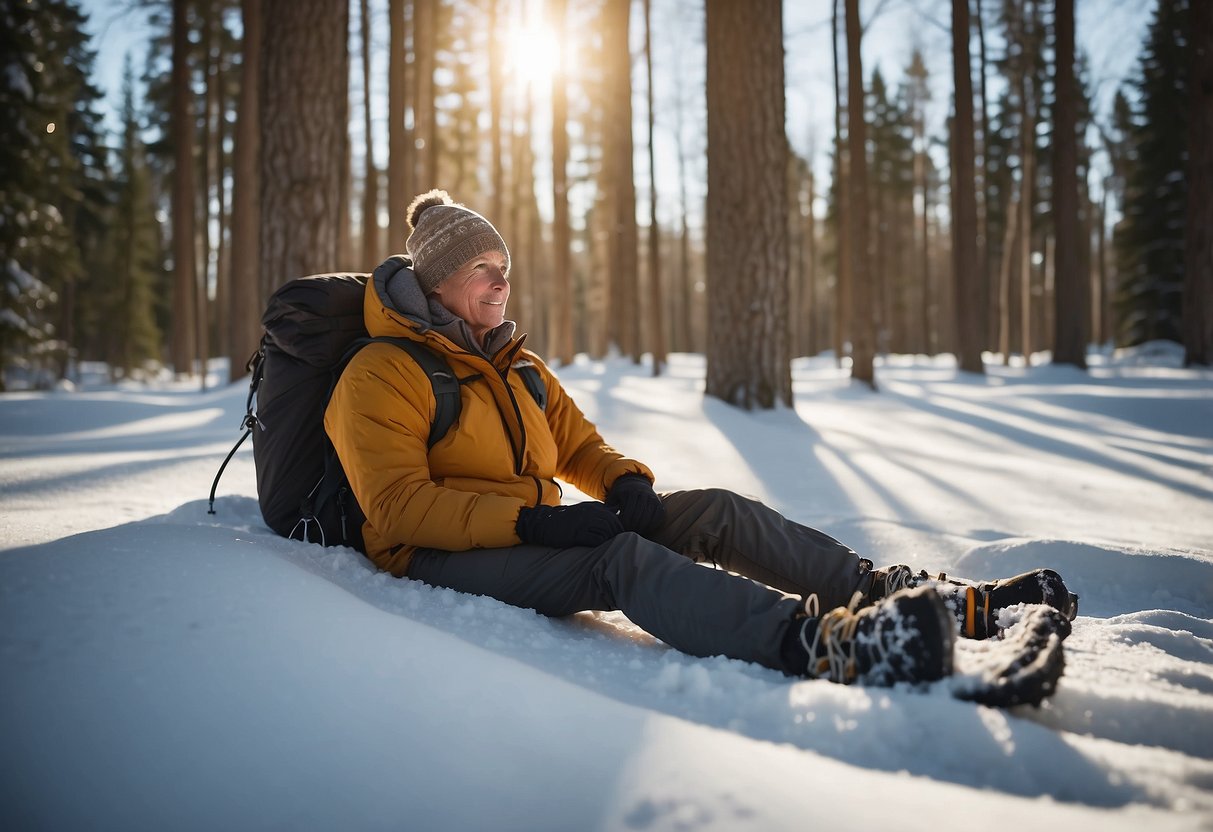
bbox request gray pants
[407,488,867,674]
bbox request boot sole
[952,606,1069,708]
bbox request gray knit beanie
[405,190,511,294]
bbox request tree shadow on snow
[13,498,1203,811]
[174,498,1200,810]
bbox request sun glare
[506,22,562,90]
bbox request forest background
[2,0,1210,404]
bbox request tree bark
[831,0,849,365]
[259,0,349,289]
[387,0,409,252]
[1018,1,1036,364]
[413,0,436,189]
[1184,0,1213,366]
[1051,0,1087,368]
[214,15,230,365]
[603,0,639,362]
[359,0,379,269]
[548,0,573,364]
[704,0,791,408]
[489,0,504,229]
[951,0,983,373]
[170,0,198,377]
[673,42,694,354]
[644,0,665,375]
[228,0,261,381]
[196,0,213,386]
[975,0,993,349]
[844,0,875,388]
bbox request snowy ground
[2,347,1212,831]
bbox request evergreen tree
[868,69,914,353]
[0,0,108,389]
[102,59,162,379]
[1115,0,1190,346]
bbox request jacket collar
[370,255,517,360]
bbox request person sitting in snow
[324,190,1078,689]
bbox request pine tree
[1051,0,1086,367]
[1115,0,1190,346]
[868,69,915,354]
[951,0,983,373]
[704,0,791,407]
[0,0,108,389]
[102,58,162,379]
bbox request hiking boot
[786,586,955,686]
[861,563,1078,640]
[952,605,1071,707]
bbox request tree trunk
[674,53,694,355]
[704,0,791,408]
[359,0,379,270]
[388,0,408,254]
[489,0,504,228]
[1096,189,1108,345]
[997,188,1019,362]
[644,0,665,375]
[214,12,231,366]
[196,0,213,387]
[203,1,232,364]
[510,80,529,326]
[805,166,818,355]
[975,0,993,349]
[260,0,349,288]
[844,0,875,388]
[831,0,849,365]
[1184,0,1213,366]
[413,0,436,189]
[548,0,573,364]
[1019,1,1037,364]
[1052,0,1086,368]
[170,0,198,377]
[228,0,261,381]
[951,0,983,373]
[603,0,639,362]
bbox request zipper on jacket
[499,365,529,477]
[420,337,532,478]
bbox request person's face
[430,250,511,342]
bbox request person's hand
[606,474,666,535]
[515,502,625,548]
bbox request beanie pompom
[407,189,454,231]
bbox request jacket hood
[368,255,517,359]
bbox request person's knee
[590,532,679,574]
[663,486,752,514]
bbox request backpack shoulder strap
[350,337,461,450]
[518,365,547,411]
[388,338,461,449]
[511,358,548,411]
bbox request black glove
[606,474,666,535]
[515,502,625,548]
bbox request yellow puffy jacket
[324,263,652,576]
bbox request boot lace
[798,593,891,684]
[885,565,951,596]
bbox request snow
[2,347,1212,831]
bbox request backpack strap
[512,359,548,411]
[331,336,462,449]
[378,338,462,449]
[207,344,267,515]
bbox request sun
[505,22,562,90]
